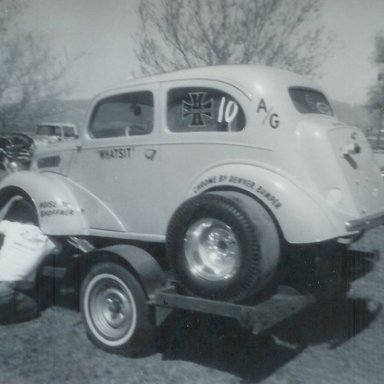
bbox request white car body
[1,65,383,245]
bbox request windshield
[37,125,61,136]
[289,87,334,116]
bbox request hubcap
[85,274,136,346]
[184,218,241,281]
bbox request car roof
[96,65,319,100]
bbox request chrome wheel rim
[84,274,137,347]
[184,218,241,281]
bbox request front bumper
[346,210,384,232]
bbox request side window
[89,91,154,138]
[167,87,246,132]
[64,127,73,138]
[63,126,77,138]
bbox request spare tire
[166,192,281,303]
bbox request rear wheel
[167,192,281,303]
[80,262,155,355]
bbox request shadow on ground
[158,249,382,383]
[158,297,381,383]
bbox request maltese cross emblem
[182,92,213,127]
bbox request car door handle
[144,149,157,160]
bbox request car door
[69,86,164,239]
[158,80,249,221]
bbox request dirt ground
[0,227,383,384]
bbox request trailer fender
[81,244,166,298]
[189,164,340,244]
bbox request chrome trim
[346,211,384,232]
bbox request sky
[18,0,384,104]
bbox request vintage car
[0,123,78,176]
[0,65,383,353]
[373,150,384,178]
[0,132,34,174]
[33,123,78,145]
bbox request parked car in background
[373,150,384,178]
[366,128,384,150]
[0,123,78,176]
[0,132,34,176]
[34,123,78,145]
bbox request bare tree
[134,0,333,76]
[0,0,70,131]
[367,34,384,149]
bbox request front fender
[189,164,342,244]
[0,171,88,235]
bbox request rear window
[289,87,334,116]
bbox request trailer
[37,241,323,356]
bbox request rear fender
[189,164,340,244]
[0,171,87,235]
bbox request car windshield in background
[37,125,61,136]
[289,87,334,116]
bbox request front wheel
[2,195,38,224]
[80,262,155,356]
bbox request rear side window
[89,91,154,138]
[289,87,334,116]
[167,87,246,132]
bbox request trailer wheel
[167,192,280,303]
[80,262,155,356]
